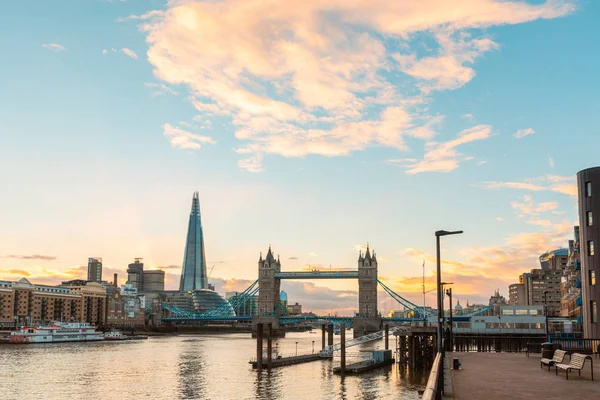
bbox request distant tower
[179,192,208,292]
[358,245,378,318]
[87,258,103,283]
[257,247,281,316]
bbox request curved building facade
[191,289,235,316]
[577,167,600,338]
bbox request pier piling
[385,324,389,350]
[322,325,326,350]
[256,323,263,371]
[340,323,346,374]
[267,323,272,370]
[327,324,333,347]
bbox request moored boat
[9,321,104,344]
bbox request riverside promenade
[450,352,600,399]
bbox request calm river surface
[0,331,427,399]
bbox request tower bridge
[254,245,381,338]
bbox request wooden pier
[250,353,331,369]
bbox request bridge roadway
[274,271,359,279]
[161,314,424,323]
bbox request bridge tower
[252,246,285,337]
[354,245,381,337]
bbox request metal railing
[549,338,600,354]
[422,352,442,400]
[453,336,545,352]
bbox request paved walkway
[450,352,599,399]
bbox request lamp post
[312,340,315,354]
[445,286,454,352]
[543,290,549,339]
[435,230,463,354]
[295,341,299,356]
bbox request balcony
[575,278,581,288]
[575,260,581,270]
[576,297,582,307]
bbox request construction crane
[208,265,215,280]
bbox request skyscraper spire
[180,192,208,292]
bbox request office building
[287,302,302,315]
[226,291,258,317]
[60,280,107,325]
[87,257,103,283]
[180,192,208,292]
[509,283,527,306]
[127,258,144,292]
[143,270,165,292]
[561,227,582,325]
[578,167,600,337]
[106,274,146,328]
[539,249,568,271]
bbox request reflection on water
[0,332,426,400]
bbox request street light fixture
[295,341,299,356]
[442,283,454,352]
[312,340,315,354]
[435,230,463,355]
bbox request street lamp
[543,290,549,339]
[443,284,454,352]
[295,341,299,356]
[435,230,463,355]
[312,340,315,354]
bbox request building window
[589,241,595,256]
[591,270,597,286]
[588,211,594,226]
[586,181,592,197]
[592,301,598,323]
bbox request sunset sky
[1,0,600,315]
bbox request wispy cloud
[3,254,56,261]
[510,194,559,217]
[137,0,573,172]
[549,157,555,168]
[480,175,577,197]
[461,113,474,121]
[102,49,108,55]
[163,123,216,149]
[513,127,535,139]
[42,43,66,51]
[144,82,178,97]
[389,124,492,174]
[121,48,138,60]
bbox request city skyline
[179,191,209,291]
[2,0,600,314]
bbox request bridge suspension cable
[377,279,434,318]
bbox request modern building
[0,278,82,327]
[127,258,144,292]
[287,302,302,315]
[180,191,208,292]
[539,249,568,271]
[561,226,582,327]
[509,283,527,306]
[190,289,234,315]
[226,291,258,317]
[143,270,165,292]
[87,257,103,283]
[529,268,562,317]
[578,167,600,337]
[280,290,288,315]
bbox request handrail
[422,352,442,400]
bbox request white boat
[9,321,105,344]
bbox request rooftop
[451,352,600,399]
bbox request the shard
[179,191,208,291]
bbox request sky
[1,0,600,315]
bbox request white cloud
[121,48,138,60]
[549,157,555,168]
[136,0,574,171]
[162,123,215,149]
[144,82,178,97]
[513,127,535,139]
[102,49,108,55]
[462,113,474,121]
[390,124,493,174]
[42,43,66,51]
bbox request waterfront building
[191,289,234,315]
[60,280,107,326]
[578,166,600,337]
[127,258,144,291]
[529,268,562,317]
[226,291,258,317]
[561,226,582,328]
[180,191,208,292]
[539,248,568,271]
[87,257,103,283]
[287,302,302,315]
[106,275,146,328]
[0,278,82,327]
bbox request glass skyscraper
[179,192,208,292]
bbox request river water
[0,331,427,399]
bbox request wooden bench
[541,349,568,371]
[555,353,594,380]
[526,343,541,357]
